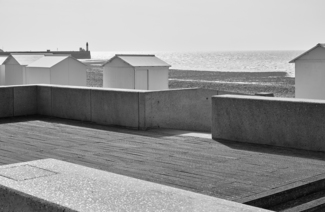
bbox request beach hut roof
[102,54,171,67]
[0,56,8,65]
[7,54,48,66]
[289,43,325,63]
[27,55,86,68]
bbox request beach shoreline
[87,67,295,98]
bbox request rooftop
[0,56,8,65]
[1,116,325,204]
[103,54,171,67]
[289,43,325,63]
[27,56,69,68]
[9,54,46,66]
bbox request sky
[1,0,325,52]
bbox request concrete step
[281,196,325,212]
[274,190,325,211]
[237,174,325,211]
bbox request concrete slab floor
[0,159,271,212]
[0,116,325,203]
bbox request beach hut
[290,43,325,100]
[102,54,171,90]
[26,55,87,86]
[0,56,8,85]
[3,54,50,85]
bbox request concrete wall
[0,85,37,118]
[36,86,139,129]
[0,85,243,132]
[0,87,13,118]
[295,60,325,99]
[51,86,91,121]
[212,95,325,152]
[91,88,139,128]
[140,88,220,132]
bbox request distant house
[3,54,50,85]
[26,55,87,86]
[0,56,7,85]
[102,54,171,90]
[290,43,325,99]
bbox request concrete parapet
[0,85,247,132]
[51,86,91,122]
[37,85,52,116]
[13,85,37,116]
[0,87,13,118]
[141,88,219,132]
[212,95,325,152]
[91,88,139,128]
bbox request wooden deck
[1,116,325,201]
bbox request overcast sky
[1,0,325,52]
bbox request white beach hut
[102,54,171,90]
[290,43,325,100]
[26,55,87,86]
[3,54,50,85]
[0,56,8,85]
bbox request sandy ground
[87,67,295,98]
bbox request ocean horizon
[91,50,302,77]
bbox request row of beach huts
[2,43,325,99]
[0,53,171,90]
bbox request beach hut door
[135,69,148,90]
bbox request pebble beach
[86,66,295,98]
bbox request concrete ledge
[0,184,75,212]
[237,173,325,208]
[0,159,271,212]
[212,95,325,152]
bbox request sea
[91,51,302,77]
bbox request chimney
[86,42,89,51]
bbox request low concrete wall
[51,86,91,122]
[91,88,139,128]
[36,86,140,129]
[0,85,140,129]
[140,89,247,132]
[0,85,245,132]
[212,95,325,152]
[14,86,37,116]
[0,87,13,118]
[0,85,37,118]
[141,89,217,132]
[37,85,52,116]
